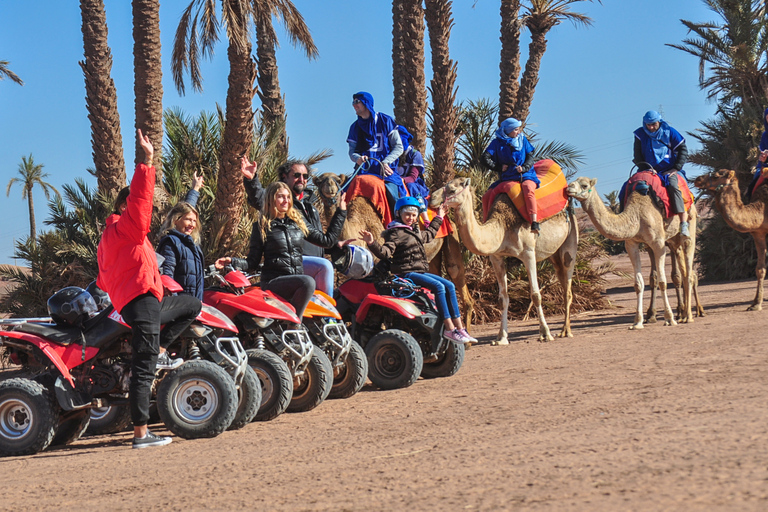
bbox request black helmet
[86,280,111,311]
[47,287,98,326]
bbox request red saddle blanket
[346,174,452,238]
[622,170,694,217]
[481,159,568,223]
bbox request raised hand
[339,191,348,211]
[241,156,258,180]
[137,129,153,165]
[359,230,374,245]
[192,171,204,191]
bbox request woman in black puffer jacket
[219,181,347,318]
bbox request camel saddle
[619,170,694,218]
[345,174,453,238]
[481,159,568,223]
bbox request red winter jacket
[97,163,163,313]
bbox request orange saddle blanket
[481,159,568,223]
[346,174,452,238]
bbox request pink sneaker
[459,329,478,343]
[443,329,463,343]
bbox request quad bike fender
[355,295,420,324]
[1,331,99,387]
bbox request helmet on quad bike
[394,196,424,216]
[86,280,111,311]
[333,244,374,280]
[47,287,98,326]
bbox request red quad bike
[0,286,240,457]
[335,273,465,390]
[204,266,334,420]
[303,291,368,399]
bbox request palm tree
[6,155,61,243]
[79,0,126,198]
[392,0,428,153]
[254,1,318,155]
[0,60,23,85]
[132,0,165,183]
[425,0,459,185]
[498,0,522,122]
[514,0,597,122]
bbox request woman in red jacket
[97,129,201,449]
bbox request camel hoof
[492,339,510,346]
[557,330,573,338]
[629,323,644,330]
[746,304,762,312]
[539,334,554,342]
[645,315,657,324]
[664,319,678,326]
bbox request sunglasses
[352,99,362,105]
[293,173,309,181]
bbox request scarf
[495,117,524,151]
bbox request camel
[694,169,768,311]
[431,177,578,345]
[567,176,698,329]
[312,172,475,329]
[645,244,705,323]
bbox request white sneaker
[156,352,183,370]
[459,329,478,343]
[680,221,690,238]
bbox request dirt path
[2,256,768,511]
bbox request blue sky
[0,0,719,265]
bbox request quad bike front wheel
[87,404,132,435]
[246,349,293,422]
[328,340,368,399]
[421,339,465,379]
[156,360,238,439]
[50,409,90,447]
[228,365,262,430]
[0,378,58,456]
[287,347,333,413]
[365,329,423,390]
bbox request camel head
[693,169,736,193]
[566,176,598,202]
[439,178,473,208]
[312,172,348,205]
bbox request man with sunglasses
[241,158,338,295]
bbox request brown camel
[312,172,475,329]
[567,176,698,329]
[431,178,578,344]
[694,169,768,311]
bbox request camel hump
[481,159,568,223]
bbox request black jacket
[233,208,347,283]
[244,175,325,257]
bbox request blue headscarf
[641,111,673,165]
[353,92,377,148]
[495,118,524,151]
[397,125,412,150]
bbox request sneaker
[156,351,183,371]
[459,328,478,344]
[680,221,690,238]
[443,329,463,343]
[531,221,541,234]
[132,430,172,449]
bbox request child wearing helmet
[359,197,476,344]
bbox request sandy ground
[1,254,768,511]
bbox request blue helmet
[394,196,422,215]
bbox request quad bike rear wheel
[365,329,423,390]
[246,349,293,421]
[0,378,58,456]
[87,404,131,435]
[228,365,262,430]
[51,409,90,447]
[156,360,237,439]
[328,340,368,399]
[421,339,465,379]
[287,347,333,413]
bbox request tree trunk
[499,0,522,123]
[513,27,549,123]
[216,40,256,254]
[425,0,459,185]
[79,0,126,199]
[392,0,428,154]
[132,0,164,185]
[255,14,288,155]
[27,186,36,243]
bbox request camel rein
[441,181,470,204]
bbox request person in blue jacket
[347,91,405,208]
[747,107,768,200]
[633,110,690,237]
[482,117,539,233]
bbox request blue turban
[397,125,413,150]
[643,110,662,125]
[495,118,524,150]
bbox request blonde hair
[160,201,201,244]
[259,181,308,240]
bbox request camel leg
[651,243,677,327]
[626,241,646,330]
[669,247,683,321]
[442,232,474,332]
[692,273,705,317]
[645,253,658,324]
[550,215,578,338]
[489,255,510,346]
[747,234,766,311]
[519,249,553,342]
[679,238,695,323]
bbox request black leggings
[263,275,315,319]
[120,293,201,426]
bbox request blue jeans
[404,272,460,321]
[303,256,334,295]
